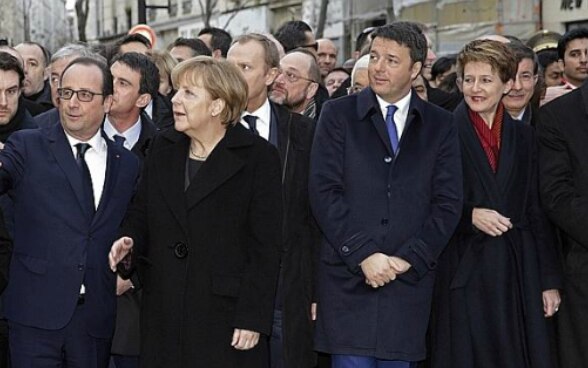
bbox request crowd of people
[0,16,585,368]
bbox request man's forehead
[62,64,102,85]
[16,44,43,58]
[281,53,310,68]
[0,69,20,83]
[566,38,588,51]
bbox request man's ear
[265,67,279,87]
[136,93,152,109]
[212,49,223,60]
[410,61,423,81]
[305,82,319,100]
[103,95,113,114]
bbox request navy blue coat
[309,88,463,361]
[0,123,139,338]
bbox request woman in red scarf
[429,40,562,368]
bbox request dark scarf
[468,103,504,173]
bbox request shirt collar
[103,116,142,148]
[375,90,412,119]
[243,98,271,125]
[64,127,107,154]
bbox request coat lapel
[495,114,517,196]
[46,124,90,220]
[184,125,249,210]
[156,129,191,236]
[357,88,393,155]
[455,102,504,207]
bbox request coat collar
[45,122,123,225]
[454,101,517,212]
[156,124,253,235]
[357,87,424,156]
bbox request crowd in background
[0,15,585,368]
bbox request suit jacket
[34,108,60,129]
[122,123,282,367]
[309,88,463,360]
[111,111,158,355]
[0,122,139,338]
[270,103,321,368]
[538,81,588,367]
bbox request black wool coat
[271,103,321,368]
[429,102,562,368]
[122,123,282,368]
[537,83,588,367]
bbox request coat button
[173,242,188,259]
[341,246,350,253]
[78,264,84,271]
[384,156,392,163]
[381,218,389,225]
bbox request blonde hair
[172,56,248,126]
[457,39,517,83]
[147,49,177,86]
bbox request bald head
[317,38,338,77]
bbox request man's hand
[116,275,133,296]
[231,328,260,350]
[361,252,397,288]
[472,208,513,237]
[543,289,561,318]
[109,237,133,271]
[388,256,411,274]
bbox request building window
[183,0,192,14]
[126,7,132,30]
[169,0,178,17]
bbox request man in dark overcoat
[538,76,588,367]
[227,33,320,368]
[309,22,462,367]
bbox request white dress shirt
[240,98,272,141]
[375,90,412,140]
[64,129,108,210]
[103,116,142,150]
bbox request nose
[471,79,482,92]
[171,90,181,104]
[512,75,522,91]
[0,92,6,106]
[581,52,588,63]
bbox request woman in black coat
[429,40,562,368]
[109,56,282,368]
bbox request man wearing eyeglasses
[503,43,540,125]
[0,56,139,368]
[270,49,320,120]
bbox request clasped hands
[361,253,411,289]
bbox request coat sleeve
[0,131,27,193]
[309,102,383,273]
[537,105,588,247]
[233,143,282,335]
[394,117,464,282]
[526,129,563,291]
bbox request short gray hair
[51,43,97,65]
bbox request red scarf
[468,103,504,173]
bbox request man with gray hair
[34,43,97,128]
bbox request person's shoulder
[541,85,580,112]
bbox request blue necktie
[386,105,399,154]
[243,115,259,136]
[113,135,126,148]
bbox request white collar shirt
[375,90,412,140]
[240,98,272,141]
[103,116,142,151]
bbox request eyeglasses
[279,70,317,84]
[57,88,104,102]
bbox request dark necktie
[243,115,259,136]
[386,105,399,154]
[75,143,95,214]
[113,135,126,148]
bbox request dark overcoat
[537,83,588,367]
[122,123,282,368]
[111,112,158,356]
[429,102,562,368]
[271,103,321,368]
[309,88,463,361]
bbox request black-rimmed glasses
[57,88,103,102]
